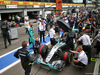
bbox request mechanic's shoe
[5,46,7,48]
[80,67,85,71]
[9,43,11,46]
[88,62,91,64]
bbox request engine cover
[45,42,65,63]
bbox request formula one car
[29,19,78,71]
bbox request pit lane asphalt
[1,43,96,75]
[0,19,97,75]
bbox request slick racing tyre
[38,44,48,58]
[60,52,73,64]
[61,33,66,38]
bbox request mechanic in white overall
[49,25,58,48]
[77,31,91,64]
[70,46,88,71]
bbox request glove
[28,62,34,65]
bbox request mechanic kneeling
[14,41,33,75]
[70,46,88,71]
[33,37,40,55]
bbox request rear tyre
[61,33,66,38]
[60,52,73,64]
[38,44,48,58]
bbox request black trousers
[3,33,11,47]
[83,45,91,63]
[67,42,74,50]
[74,58,86,67]
[33,47,38,55]
[50,38,57,45]
[46,24,48,31]
[40,31,45,42]
[96,41,100,54]
[79,28,82,33]
[26,28,29,34]
[91,28,94,35]
[21,62,32,75]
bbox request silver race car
[29,19,78,71]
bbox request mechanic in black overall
[66,28,76,50]
[14,41,32,75]
[1,20,11,48]
[33,37,40,55]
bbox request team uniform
[74,50,88,66]
[78,34,91,63]
[96,34,100,54]
[49,28,57,45]
[39,22,46,43]
[33,40,40,55]
[24,21,30,34]
[29,27,35,48]
[14,48,32,75]
[66,31,76,50]
[1,23,11,48]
